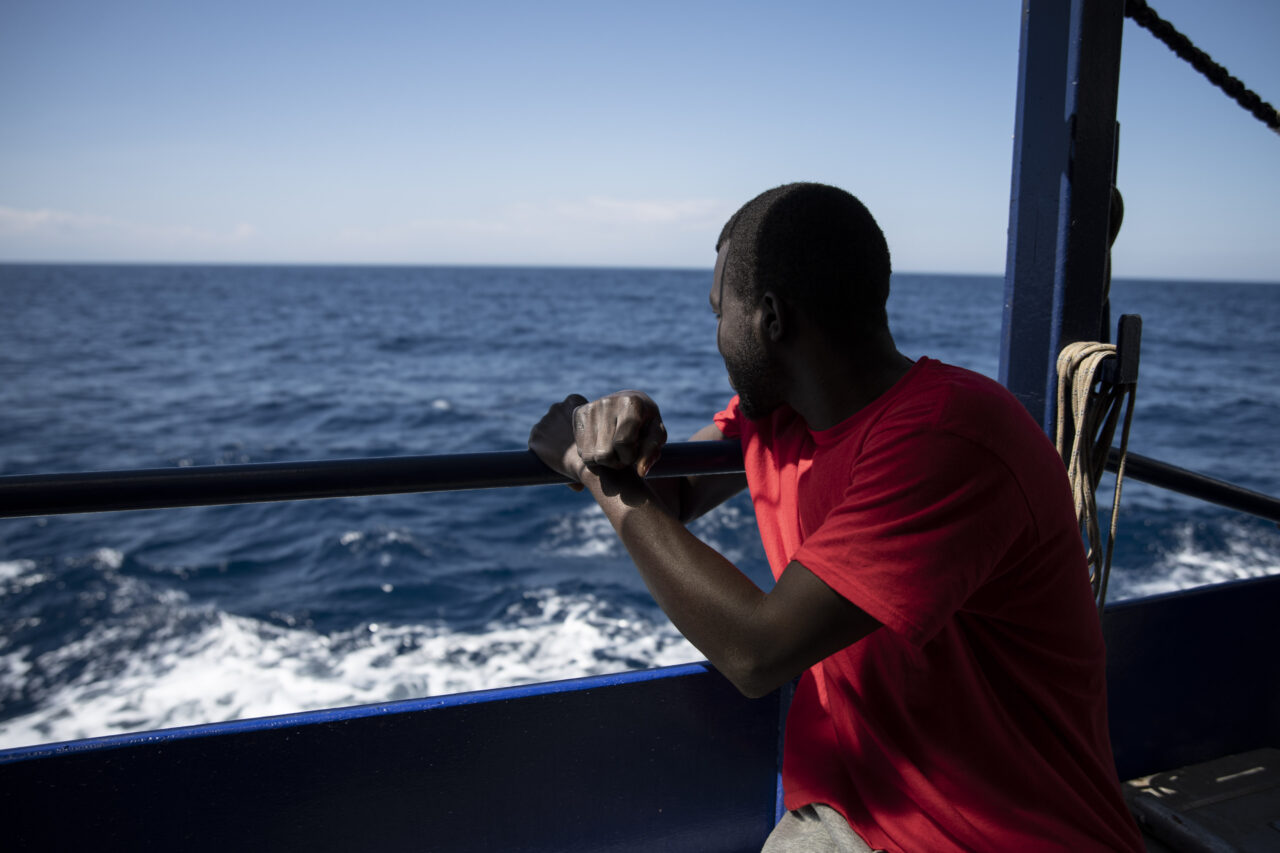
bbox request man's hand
[571,391,667,478]
[529,394,591,487]
[529,391,668,489]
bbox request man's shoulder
[902,359,1038,435]
[909,361,1070,509]
[872,359,1059,485]
[909,358,1013,401]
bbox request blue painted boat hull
[0,663,787,851]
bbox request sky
[1,0,1277,280]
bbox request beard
[724,338,784,421]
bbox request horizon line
[2,259,1277,286]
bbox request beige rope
[1056,342,1137,612]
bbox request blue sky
[1,1,1277,280]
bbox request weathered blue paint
[1050,0,1125,374]
[1001,0,1072,424]
[1001,0,1125,431]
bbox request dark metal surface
[0,663,787,852]
[1108,450,1280,524]
[1104,576,1280,781]
[0,440,745,519]
[1100,314,1142,385]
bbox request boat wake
[0,574,697,751]
[1,504,1274,751]
[1109,516,1280,601]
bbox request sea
[2,264,1277,750]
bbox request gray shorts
[761,803,880,853]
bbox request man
[529,183,1142,851]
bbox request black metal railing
[1107,450,1280,524]
[1,440,1277,524]
[0,441,745,518]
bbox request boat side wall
[0,662,784,853]
[1103,575,1280,781]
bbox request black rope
[1124,0,1280,133]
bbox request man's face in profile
[711,240,783,421]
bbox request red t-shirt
[714,358,1142,852]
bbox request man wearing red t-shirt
[529,183,1142,851]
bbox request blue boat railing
[0,440,1277,523]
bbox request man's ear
[759,291,786,344]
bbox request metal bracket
[1101,313,1142,385]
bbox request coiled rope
[1056,342,1137,612]
[1125,0,1280,134]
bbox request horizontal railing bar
[0,441,746,519]
[1107,449,1280,524]
[2,441,1276,525]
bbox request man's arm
[647,422,748,523]
[531,395,879,698]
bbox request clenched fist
[572,391,667,477]
[529,391,667,487]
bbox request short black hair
[715,183,892,338]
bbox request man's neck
[786,340,914,432]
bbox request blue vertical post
[999,0,1125,432]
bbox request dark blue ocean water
[2,265,1277,748]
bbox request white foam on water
[0,559,38,581]
[1108,520,1280,600]
[539,505,624,559]
[5,507,1272,752]
[91,547,125,571]
[538,499,763,565]
[689,499,764,566]
[0,560,45,594]
[0,587,698,751]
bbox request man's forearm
[640,476,688,522]
[579,466,775,695]
[642,475,719,524]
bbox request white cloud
[0,196,732,266]
[329,195,732,266]
[0,205,257,261]
[0,206,107,233]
